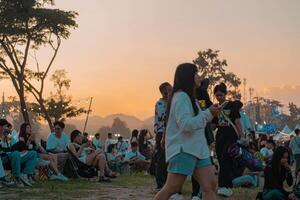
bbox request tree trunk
[18,81,30,124]
[38,97,54,132]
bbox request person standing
[153,82,172,190]
[289,129,300,173]
[105,133,114,153]
[213,83,244,197]
[92,133,102,150]
[191,78,214,200]
[154,63,219,200]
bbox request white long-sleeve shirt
[165,91,213,161]
[154,99,167,134]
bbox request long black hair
[19,123,31,143]
[166,63,199,120]
[269,146,289,177]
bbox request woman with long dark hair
[213,83,244,197]
[154,63,219,200]
[263,146,294,200]
[138,129,153,159]
[69,129,111,182]
[19,123,68,181]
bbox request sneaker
[19,175,32,187]
[49,174,60,181]
[169,193,184,200]
[98,176,111,183]
[191,196,201,200]
[57,173,69,182]
[28,176,36,185]
[217,187,233,197]
[0,177,16,187]
[12,178,25,188]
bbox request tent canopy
[281,125,292,134]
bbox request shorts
[167,152,212,176]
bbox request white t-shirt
[260,147,273,158]
[46,132,70,152]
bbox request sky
[1,0,300,119]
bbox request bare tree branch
[4,36,22,67]
[40,36,61,94]
[0,39,21,75]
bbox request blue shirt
[46,132,70,152]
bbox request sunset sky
[1,0,300,119]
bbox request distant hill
[38,114,154,139]
[68,114,154,134]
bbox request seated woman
[68,130,110,182]
[263,146,294,200]
[18,123,68,181]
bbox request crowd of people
[152,63,300,200]
[1,62,300,200]
[0,119,152,188]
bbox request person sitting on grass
[260,139,275,162]
[68,130,111,182]
[46,121,70,173]
[263,146,294,200]
[18,123,68,181]
[124,142,149,172]
[0,157,15,187]
[0,119,38,187]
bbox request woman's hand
[209,104,220,117]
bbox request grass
[0,173,259,200]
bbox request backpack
[228,142,264,171]
[220,110,264,172]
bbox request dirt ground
[0,174,259,200]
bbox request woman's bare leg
[193,166,217,200]
[40,154,59,174]
[153,173,186,200]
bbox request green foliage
[0,0,77,126]
[31,69,87,122]
[0,0,77,47]
[193,49,242,100]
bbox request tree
[193,49,242,100]
[31,69,86,123]
[0,0,77,130]
[4,96,41,134]
[111,117,131,137]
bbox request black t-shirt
[212,101,241,127]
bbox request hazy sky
[1,0,300,119]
